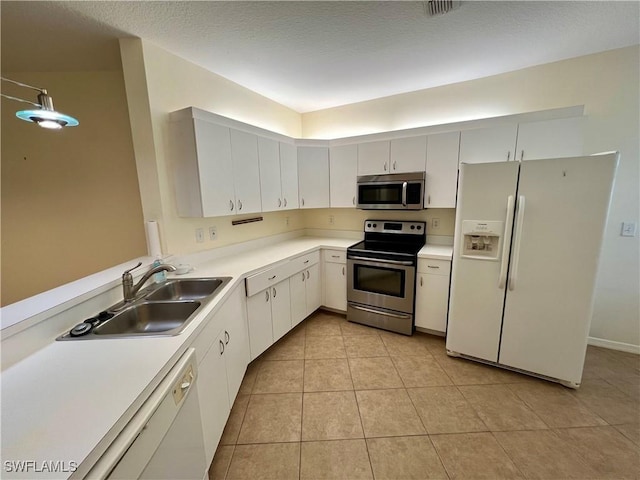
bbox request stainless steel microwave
[356,172,425,210]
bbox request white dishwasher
[87,348,207,479]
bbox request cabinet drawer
[290,251,320,274]
[418,258,451,276]
[245,262,290,297]
[323,249,346,264]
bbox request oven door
[347,256,416,314]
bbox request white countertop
[418,244,453,260]
[1,236,356,479]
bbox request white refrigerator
[446,153,618,387]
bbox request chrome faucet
[122,261,177,302]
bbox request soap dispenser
[152,257,167,283]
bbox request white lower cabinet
[194,283,249,466]
[290,264,321,326]
[415,258,451,334]
[323,250,347,311]
[246,289,275,360]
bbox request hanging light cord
[0,93,41,107]
[1,76,45,93]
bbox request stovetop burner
[348,219,426,260]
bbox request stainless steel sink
[57,276,232,340]
[145,278,229,301]
[93,301,201,336]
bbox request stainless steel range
[347,219,426,335]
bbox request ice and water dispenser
[460,220,503,260]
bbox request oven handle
[350,304,412,320]
[348,256,414,266]
[402,181,408,207]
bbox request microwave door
[357,182,405,209]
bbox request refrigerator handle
[498,195,515,289]
[509,195,526,291]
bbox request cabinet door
[515,117,584,161]
[193,120,236,217]
[246,289,274,360]
[221,286,250,404]
[415,273,449,333]
[329,144,358,208]
[271,278,292,342]
[198,330,230,465]
[305,264,322,316]
[390,136,427,173]
[459,124,518,164]
[290,271,307,327]
[279,142,299,210]
[230,129,262,214]
[358,140,390,175]
[298,146,330,208]
[425,131,460,208]
[323,262,347,311]
[258,137,282,212]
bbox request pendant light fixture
[1,76,79,129]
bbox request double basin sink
[59,277,231,340]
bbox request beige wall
[119,39,304,256]
[1,71,146,305]
[303,46,640,348]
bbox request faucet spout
[122,262,176,302]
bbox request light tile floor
[209,311,640,480]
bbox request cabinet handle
[420,277,423,287]
[520,150,524,161]
[278,198,282,207]
[331,255,340,258]
[352,196,355,205]
[265,290,270,302]
[301,198,305,207]
[219,339,225,355]
[224,330,230,345]
[427,195,431,205]
[304,260,309,264]
[393,161,397,170]
[342,266,345,276]
[269,275,277,280]
[272,287,277,298]
[306,270,310,280]
[229,200,234,211]
[238,199,243,211]
[507,151,511,161]
[302,272,305,282]
[384,162,387,171]
[427,265,440,269]
[284,198,287,207]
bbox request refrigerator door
[499,153,618,385]
[447,162,519,362]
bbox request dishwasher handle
[86,349,198,479]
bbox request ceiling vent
[425,0,461,16]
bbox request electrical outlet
[621,222,637,237]
[329,215,335,225]
[432,218,440,229]
[195,227,205,243]
[209,226,217,241]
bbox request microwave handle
[402,181,408,207]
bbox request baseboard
[588,336,640,354]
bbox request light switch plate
[621,222,637,237]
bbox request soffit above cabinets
[2,2,638,112]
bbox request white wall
[119,38,304,257]
[302,46,640,350]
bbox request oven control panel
[364,220,426,235]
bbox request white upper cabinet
[459,124,518,164]
[329,144,358,208]
[171,118,236,218]
[515,117,584,161]
[298,146,330,208]
[279,142,299,210]
[358,140,390,175]
[258,137,282,212]
[230,129,262,214]
[425,131,460,208]
[390,136,427,173]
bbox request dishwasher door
[88,348,206,479]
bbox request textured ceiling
[2,1,639,112]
